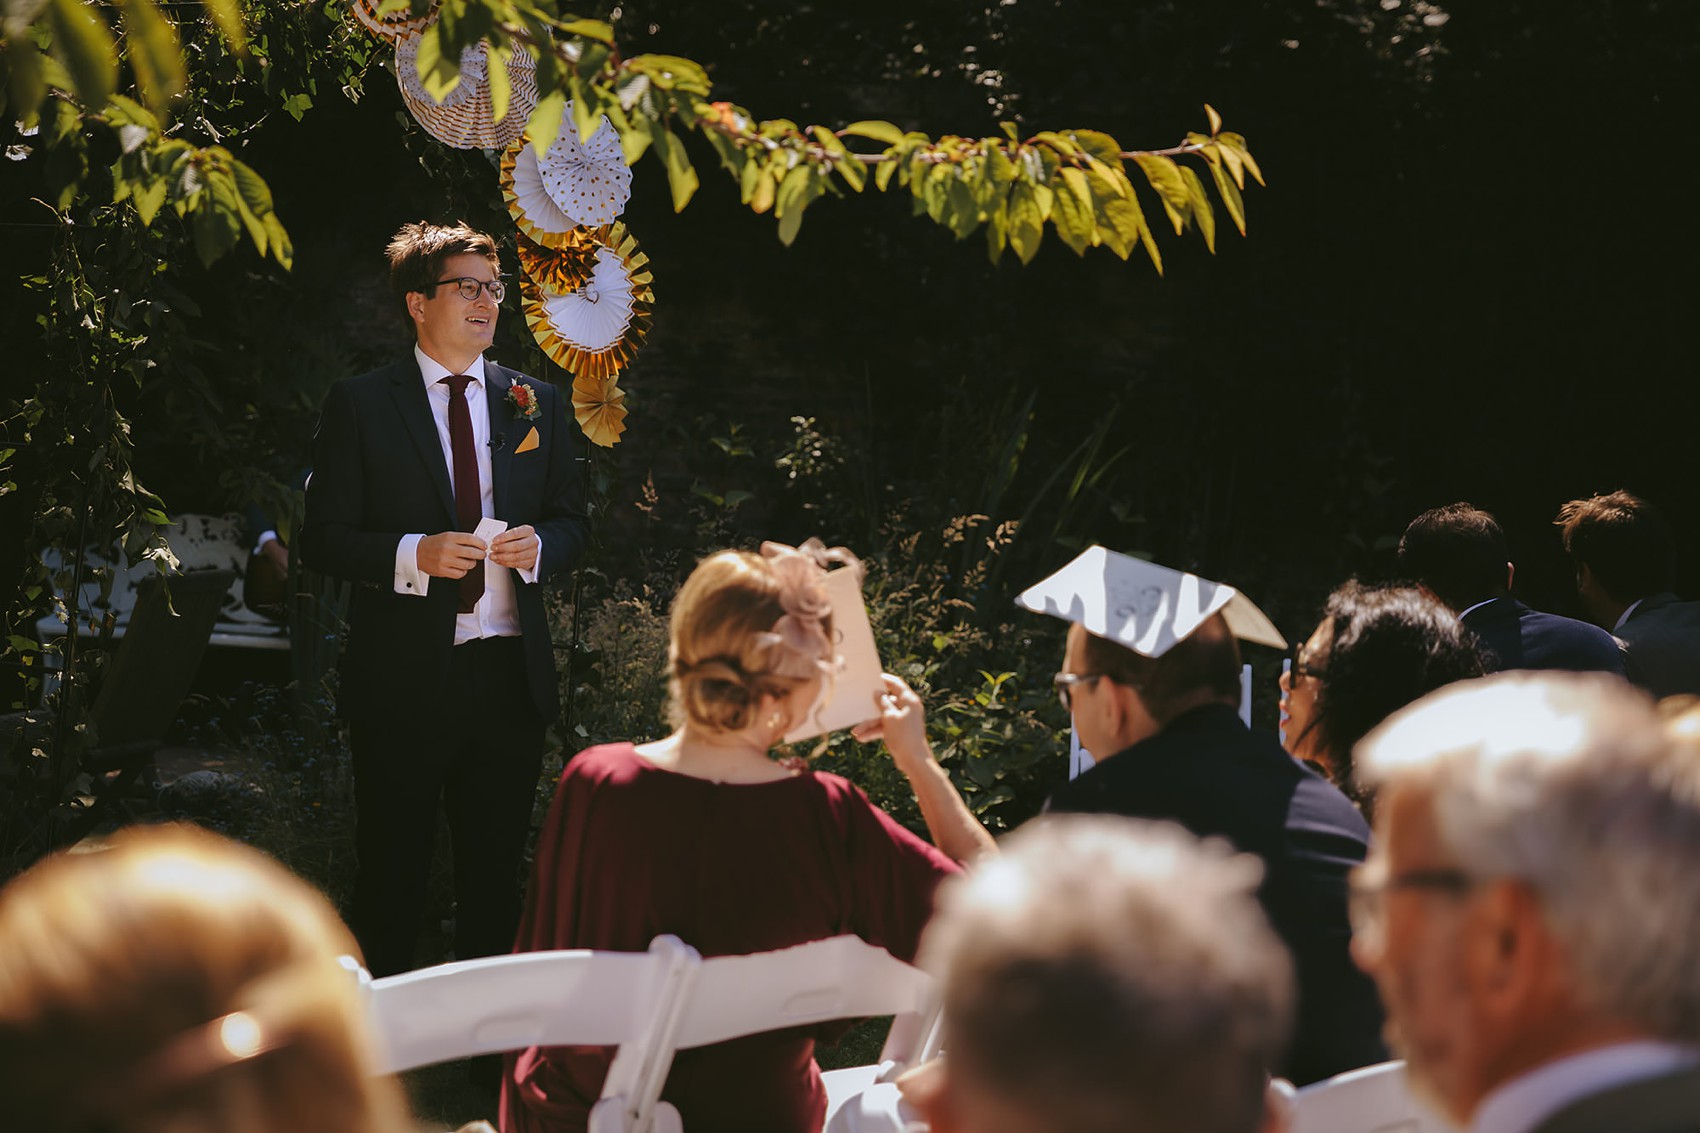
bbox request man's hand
[417,532,487,578]
[260,537,289,573]
[489,525,539,572]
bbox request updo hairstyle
[669,549,838,735]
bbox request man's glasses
[1347,865,1475,952]
[1052,672,1105,711]
[426,276,506,302]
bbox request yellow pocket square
[515,426,540,454]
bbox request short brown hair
[1554,490,1676,602]
[1396,502,1510,610]
[1079,612,1243,724]
[668,550,835,735]
[385,220,499,312]
[0,825,412,1133]
[923,816,1293,1133]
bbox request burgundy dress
[499,743,960,1133]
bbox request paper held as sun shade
[784,566,886,745]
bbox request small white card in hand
[784,567,884,744]
[474,517,507,547]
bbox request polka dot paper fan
[535,102,632,226]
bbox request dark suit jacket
[1533,1065,1700,1133]
[299,358,589,722]
[1462,597,1626,677]
[1618,592,1700,699]
[1043,704,1386,1086]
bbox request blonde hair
[0,825,412,1133]
[668,548,841,734]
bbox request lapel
[387,361,455,521]
[485,363,517,519]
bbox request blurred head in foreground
[911,815,1294,1133]
[1352,673,1700,1125]
[0,824,411,1133]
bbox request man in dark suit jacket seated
[1353,673,1700,1133]
[1555,490,1700,698]
[1014,546,1386,1087]
[1396,502,1625,676]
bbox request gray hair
[920,816,1294,1133]
[1356,672,1700,1039]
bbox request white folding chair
[613,934,935,1132]
[1291,1060,1455,1133]
[348,935,702,1133]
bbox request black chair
[1,570,232,862]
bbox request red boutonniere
[506,382,541,421]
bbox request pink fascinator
[758,538,862,679]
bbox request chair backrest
[86,570,232,759]
[360,935,700,1080]
[669,935,935,1051]
[1291,1061,1453,1133]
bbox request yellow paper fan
[394,31,537,150]
[352,0,433,41]
[516,231,601,295]
[572,374,628,447]
[522,223,654,385]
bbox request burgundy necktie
[440,374,484,614]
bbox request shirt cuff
[516,534,543,585]
[253,530,279,556]
[395,534,429,596]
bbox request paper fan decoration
[394,32,537,150]
[502,137,579,247]
[516,231,602,295]
[352,0,433,41]
[534,105,632,227]
[522,223,654,384]
[572,374,628,447]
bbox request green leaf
[840,119,904,146]
[983,185,1010,263]
[627,54,710,96]
[1180,166,1216,253]
[749,153,780,213]
[416,24,461,105]
[738,152,762,204]
[1065,129,1122,164]
[874,157,899,192]
[487,45,510,125]
[124,0,187,112]
[986,142,1018,183]
[1211,160,1246,236]
[774,163,810,219]
[1124,187,1162,274]
[776,169,824,246]
[1131,154,1190,216]
[48,0,117,109]
[230,155,273,218]
[945,175,979,240]
[651,126,698,212]
[199,0,246,51]
[1031,130,1079,157]
[1007,182,1043,265]
[262,210,293,269]
[1205,103,1223,135]
[132,173,167,225]
[1216,139,1246,190]
[527,90,566,157]
[3,35,49,126]
[1050,171,1093,256]
[571,96,606,158]
[560,18,615,43]
[618,106,654,165]
[1086,171,1139,260]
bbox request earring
[765,711,784,731]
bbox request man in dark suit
[1016,547,1385,1087]
[1555,490,1700,698]
[301,221,589,977]
[1354,673,1700,1133]
[1396,502,1625,676]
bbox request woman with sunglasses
[503,539,992,1133]
[1279,580,1484,800]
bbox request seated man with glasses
[1352,672,1700,1133]
[1014,546,1386,1086]
[301,220,590,1003]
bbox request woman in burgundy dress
[501,540,993,1133]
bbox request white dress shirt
[393,347,539,644]
[1472,1041,1699,1133]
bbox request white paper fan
[535,103,632,226]
[538,246,637,349]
